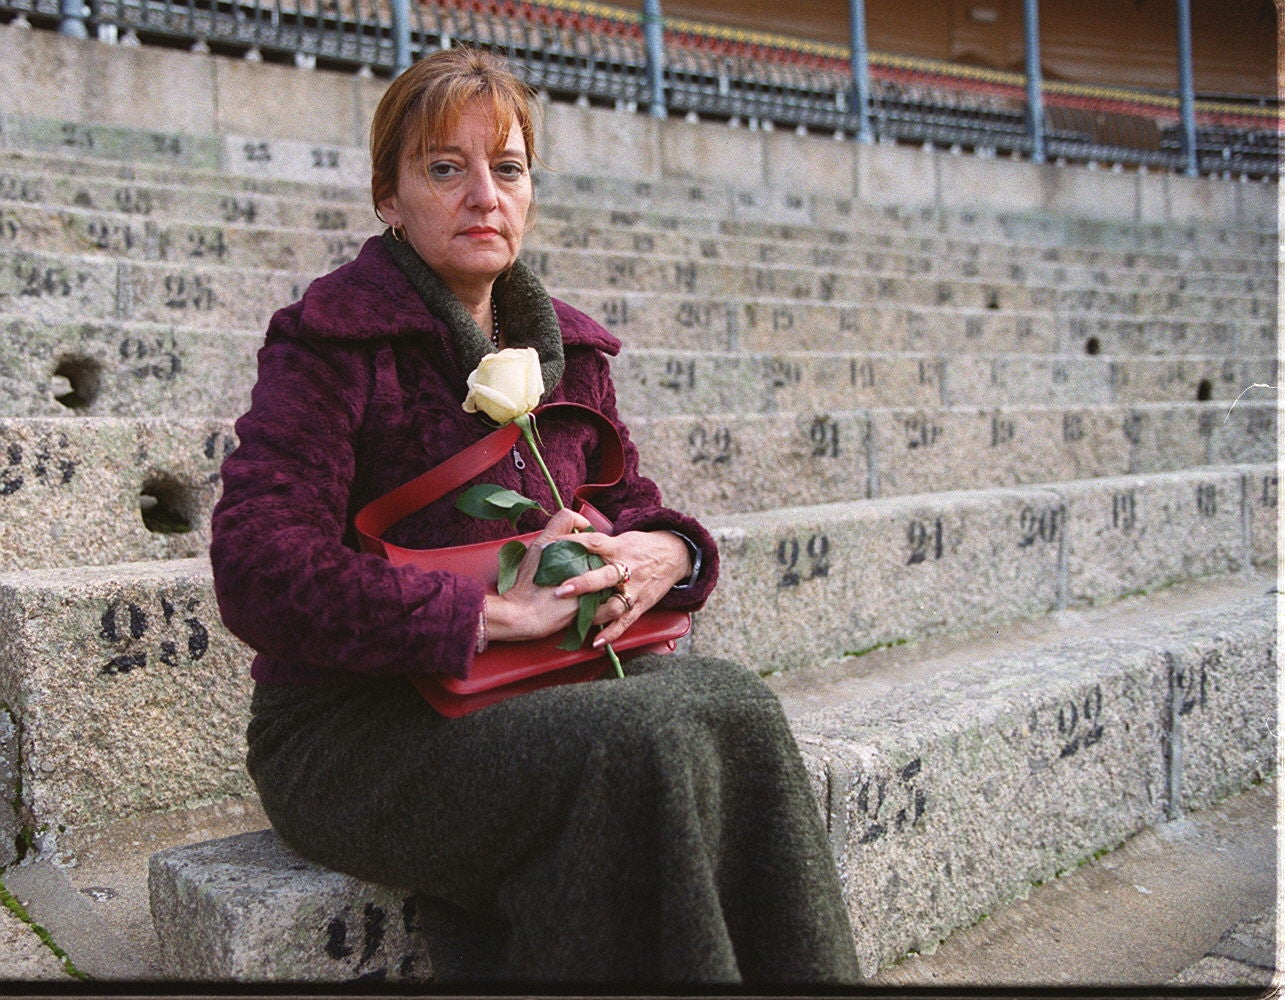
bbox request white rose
[463,347,544,424]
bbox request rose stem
[515,413,565,511]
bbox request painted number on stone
[1260,475,1277,509]
[1018,506,1061,548]
[120,333,181,381]
[808,417,840,458]
[688,425,732,465]
[1195,483,1218,518]
[14,261,87,298]
[1169,653,1212,717]
[904,416,941,450]
[855,758,926,844]
[906,518,944,565]
[849,360,875,389]
[0,434,77,497]
[1111,490,1137,532]
[99,596,210,676]
[660,359,695,393]
[163,274,215,311]
[777,534,830,588]
[219,198,258,224]
[1057,685,1105,758]
[311,147,340,169]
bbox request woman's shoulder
[551,298,622,357]
[272,236,434,344]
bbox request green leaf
[496,540,527,595]
[531,541,608,650]
[456,484,541,529]
[533,540,603,586]
[558,590,605,650]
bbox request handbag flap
[430,609,692,695]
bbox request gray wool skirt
[245,652,860,986]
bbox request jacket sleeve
[568,349,720,612]
[210,326,483,680]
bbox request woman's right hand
[482,507,595,643]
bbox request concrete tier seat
[0,410,1272,572]
[0,463,1271,855]
[144,580,1276,981]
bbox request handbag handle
[355,402,626,556]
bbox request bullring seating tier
[0,107,1277,983]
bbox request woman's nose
[465,167,499,209]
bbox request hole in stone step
[52,356,103,410]
[140,476,195,534]
[1084,337,1101,356]
[1196,379,1213,402]
[985,289,1000,310]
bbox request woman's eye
[495,162,526,179]
[428,161,462,178]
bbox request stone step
[4,231,1270,361]
[0,464,1271,849]
[558,287,1267,359]
[3,210,1270,360]
[0,417,232,571]
[4,312,1276,437]
[143,582,1277,981]
[2,140,1275,279]
[0,405,1271,571]
[2,199,1273,322]
[607,347,1276,412]
[630,402,1276,516]
[693,465,1272,672]
[1,319,259,418]
[2,315,1274,422]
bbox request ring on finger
[610,589,634,612]
[611,560,631,587]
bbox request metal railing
[2,0,1279,178]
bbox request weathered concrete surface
[0,417,234,570]
[872,781,1277,988]
[0,559,254,845]
[4,859,153,979]
[149,830,439,982]
[139,579,1275,982]
[695,485,1064,671]
[0,889,70,981]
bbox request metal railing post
[391,0,412,76]
[1175,0,1198,176]
[642,0,666,118]
[847,0,872,141]
[1023,0,1045,163]
[59,0,89,38]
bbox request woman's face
[377,99,532,303]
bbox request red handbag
[354,402,691,717]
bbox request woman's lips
[461,226,501,237]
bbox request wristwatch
[667,531,702,591]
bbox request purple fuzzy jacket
[210,237,719,685]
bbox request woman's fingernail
[592,636,605,648]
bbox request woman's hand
[548,528,692,648]
[482,507,596,643]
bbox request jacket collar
[296,235,621,358]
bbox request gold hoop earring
[391,225,407,243]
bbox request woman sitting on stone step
[209,45,857,987]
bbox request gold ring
[611,589,634,612]
[612,561,631,587]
